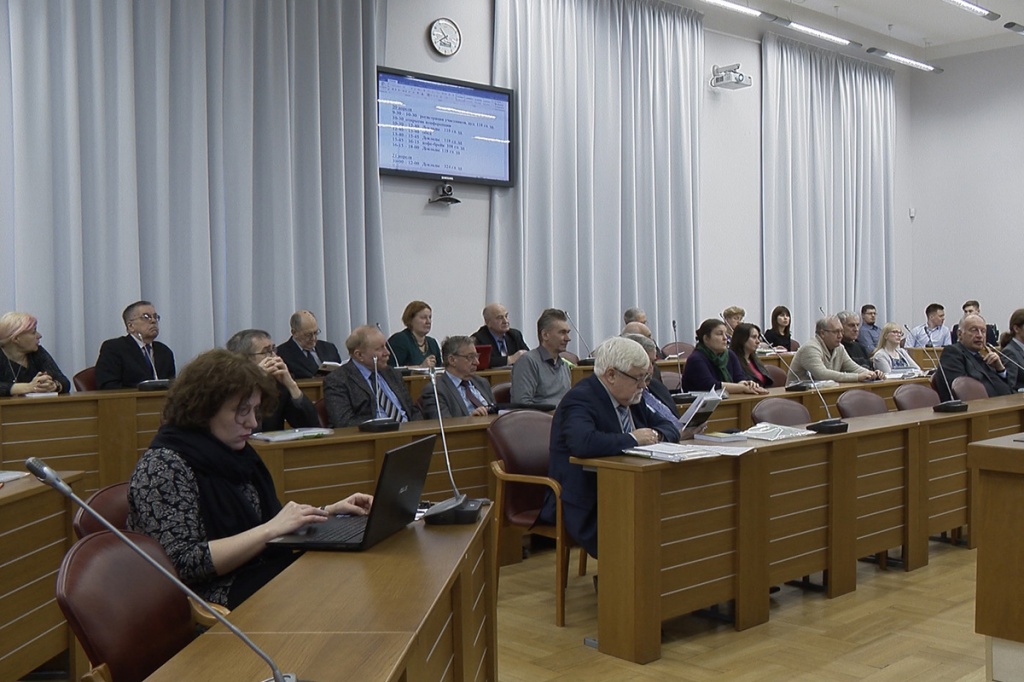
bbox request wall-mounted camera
[428,182,461,204]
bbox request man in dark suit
[838,310,872,369]
[95,300,176,389]
[420,336,496,419]
[471,303,529,368]
[226,328,319,432]
[276,310,343,379]
[938,313,1012,402]
[621,333,678,420]
[323,325,421,428]
[537,336,679,559]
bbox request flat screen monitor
[377,68,515,187]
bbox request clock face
[429,18,461,57]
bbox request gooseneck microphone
[563,310,594,363]
[906,324,967,412]
[24,458,300,682]
[759,340,813,391]
[671,320,684,391]
[376,323,410,376]
[422,369,481,525]
[804,372,848,434]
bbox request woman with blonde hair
[870,322,921,374]
[0,312,70,396]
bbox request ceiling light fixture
[941,0,1000,21]
[1005,22,1024,34]
[701,0,776,21]
[865,48,943,74]
[775,19,860,47]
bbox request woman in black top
[763,305,793,351]
[0,312,70,396]
[730,323,774,388]
[128,349,372,607]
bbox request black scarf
[150,425,282,542]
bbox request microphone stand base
[934,400,968,413]
[785,382,814,392]
[423,495,482,525]
[807,419,849,434]
[261,675,299,682]
[358,418,401,433]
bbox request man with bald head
[936,313,1012,402]
[471,303,529,368]
[276,310,343,379]
[323,325,421,427]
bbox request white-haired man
[536,336,679,559]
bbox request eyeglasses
[615,368,651,386]
[453,352,480,361]
[250,345,276,358]
[297,329,320,341]
[235,401,262,423]
[133,313,161,323]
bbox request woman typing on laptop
[127,349,372,608]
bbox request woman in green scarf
[682,319,768,395]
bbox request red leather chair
[836,389,888,418]
[661,342,695,359]
[559,351,580,365]
[764,364,788,387]
[951,376,988,401]
[491,381,512,404]
[750,397,810,426]
[56,530,224,682]
[487,411,586,626]
[660,371,682,392]
[74,366,97,392]
[73,482,131,539]
[893,383,940,411]
[314,398,329,427]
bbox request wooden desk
[148,513,496,682]
[0,471,84,681]
[907,345,944,371]
[579,394,1024,663]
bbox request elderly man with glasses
[788,316,883,385]
[226,328,319,432]
[276,309,343,379]
[95,300,176,388]
[536,336,679,560]
[420,336,497,419]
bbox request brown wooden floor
[496,541,985,681]
[30,540,984,682]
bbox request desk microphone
[564,310,594,365]
[907,324,967,413]
[988,344,1024,375]
[671,320,684,392]
[359,355,401,433]
[422,368,481,525]
[804,372,849,434]
[24,457,301,682]
[759,340,812,391]
[376,323,410,376]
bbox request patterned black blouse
[127,447,264,606]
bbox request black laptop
[268,435,436,551]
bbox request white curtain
[761,33,895,340]
[0,0,386,376]
[489,0,701,352]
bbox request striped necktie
[617,405,633,433]
[461,379,487,409]
[375,377,401,421]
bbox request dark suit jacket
[419,373,495,419]
[95,335,176,389]
[937,342,1012,402]
[323,360,421,427]
[386,328,441,368]
[646,377,680,417]
[682,349,746,392]
[259,382,320,432]
[471,325,530,368]
[538,374,679,558]
[276,337,342,380]
[1002,340,1024,392]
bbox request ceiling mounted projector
[710,63,752,89]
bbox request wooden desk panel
[0,472,84,682]
[147,515,496,682]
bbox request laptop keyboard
[310,515,367,543]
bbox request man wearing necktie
[95,300,177,389]
[537,336,679,559]
[936,313,1013,402]
[420,336,496,419]
[276,310,343,379]
[471,303,530,368]
[323,326,422,428]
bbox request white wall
[907,44,1024,335]
[379,0,495,341]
